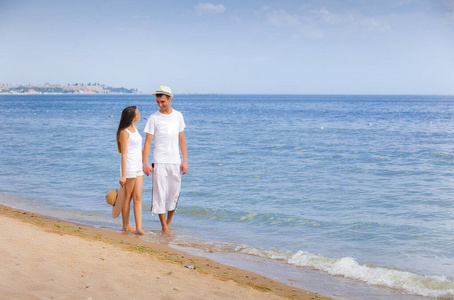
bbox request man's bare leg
[166,210,175,229]
[159,213,174,235]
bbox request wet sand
[0,204,330,299]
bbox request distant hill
[0,84,141,94]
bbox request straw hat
[105,185,125,218]
[152,85,173,97]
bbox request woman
[117,106,145,235]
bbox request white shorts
[151,163,181,214]
[126,170,144,178]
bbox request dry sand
[0,204,330,299]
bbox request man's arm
[179,130,188,175]
[143,133,154,176]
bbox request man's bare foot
[162,228,174,235]
[122,225,136,232]
[135,228,145,235]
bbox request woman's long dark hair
[116,106,137,153]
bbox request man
[143,86,188,235]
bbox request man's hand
[180,162,188,175]
[143,164,153,176]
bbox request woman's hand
[119,176,126,187]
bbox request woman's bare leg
[122,178,136,232]
[132,175,145,235]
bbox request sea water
[1,94,453,299]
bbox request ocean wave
[236,246,454,299]
[178,206,324,227]
[165,232,454,298]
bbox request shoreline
[0,203,330,299]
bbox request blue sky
[1,0,453,94]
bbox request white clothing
[151,163,181,214]
[126,170,144,178]
[144,109,185,164]
[122,126,143,176]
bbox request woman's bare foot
[122,225,136,232]
[162,228,174,235]
[135,228,145,235]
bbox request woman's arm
[119,129,129,186]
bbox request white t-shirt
[144,109,185,164]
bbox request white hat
[105,185,125,218]
[152,86,173,97]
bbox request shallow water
[1,94,454,299]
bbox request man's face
[156,95,171,111]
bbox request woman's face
[134,108,140,122]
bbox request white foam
[236,246,454,298]
[288,250,454,298]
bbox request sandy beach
[0,204,329,299]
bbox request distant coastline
[0,83,141,95]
